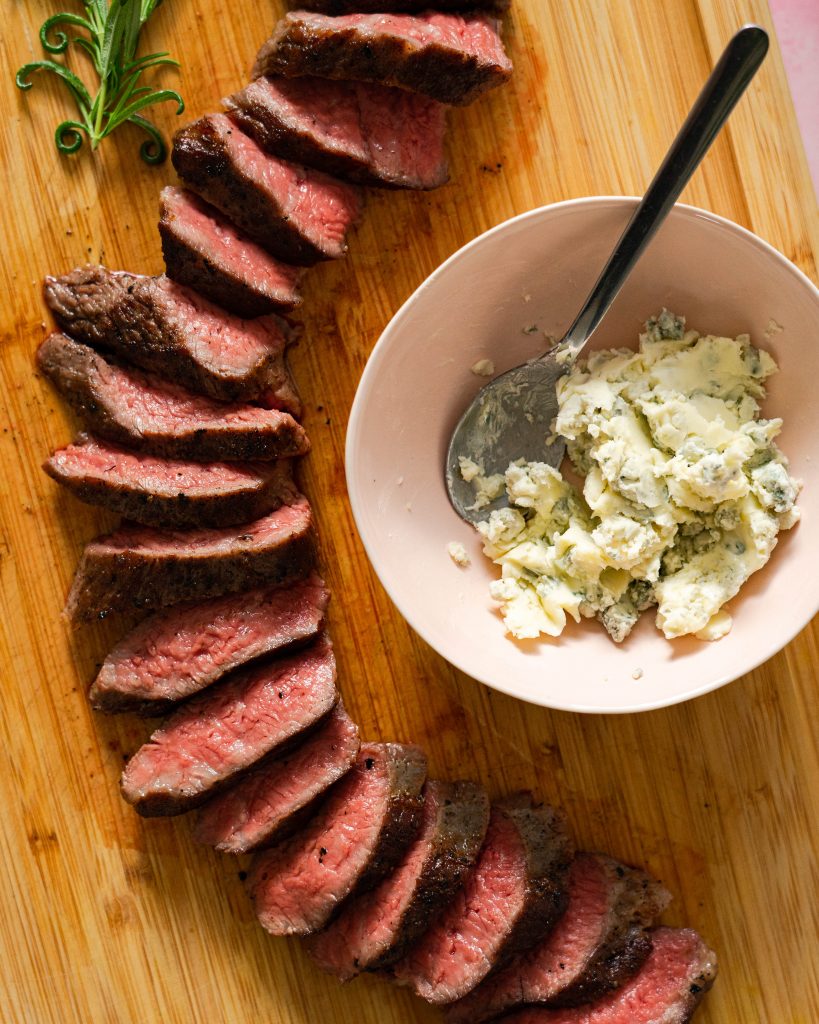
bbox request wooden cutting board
[1,1,817,1021]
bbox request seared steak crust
[224,76,448,190]
[392,794,573,1004]
[45,435,297,530]
[248,742,427,936]
[445,854,670,1023]
[306,779,489,979]
[160,186,303,317]
[375,780,489,966]
[36,333,309,463]
[120,633,337,815]
[347,745,427,898]
[552,865,670,1009]
[90,573,329,715]
[43,265,300,411]
[253,11,513,107]
[560,928,653,1008]
[172,114,362,266]
[494,927,718,1024]
[195,701,360,853]
[494,794,575,966]
[65,493,315,621]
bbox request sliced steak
[392,794,573,1004]
[36,333,309,462]
[252,11,513,107]
[43,265,300,412]
[550,864,671,1010]
[445,853,671,1023]
[90,573,329,714]
[297,0,509,12]
[159,186,303,317]
[120,632,337,816]
[172,114,362,266]
[45,435,297,530]
[493,927,718,1024]
[224,76,448,190]
[248,742,427,935]
[306,779,489,979]
[66,493,314,621]
[195,700,359,852]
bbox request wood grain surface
[1,1,817,1021]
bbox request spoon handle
[554,23,769,362]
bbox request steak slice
[36,333,309,462]
[43,265,300,413]
[491,927,718,1024]
[306,779,489,979]
[90,573,329,715]
[160,186,303,317]
[252,11,513,107]
[549,865,671,1011]
[391,794,573,1004]
[248,742,427,935]
[224,76,448,190]
[298,0,509,12]
[445,854,671,1023]
[172,114,362,266]
[66,492,314,621]
[45,435,297,530]
[120,632,337,816]
[194,700,359,852]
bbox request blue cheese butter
[467,312,800,642]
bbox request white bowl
[345,197,819,713]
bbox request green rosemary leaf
[106,87,183,132]
[129,112,167,165]
[96,5,124,84]
[40,13,93,55]
[16,60,93,110]
[120,0,145,65]
[72,36,100,64]
[123,50,177,73]
[56,120,89,153]
[15,0,183,164]
[107,77,151,121]
[86,0,109,25]
[141,1,165,22]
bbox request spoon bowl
[444,357,566,519]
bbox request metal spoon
[445,24,769,523]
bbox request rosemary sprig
[15,0,184,164]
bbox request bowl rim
[345,196,819,713]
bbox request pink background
[770,0,818,196]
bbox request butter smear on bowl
[463,311,801,643]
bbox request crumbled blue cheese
[447,541,471,567]
[458,456,505,512]
[471,358,496,377]
[465,313,800,643]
